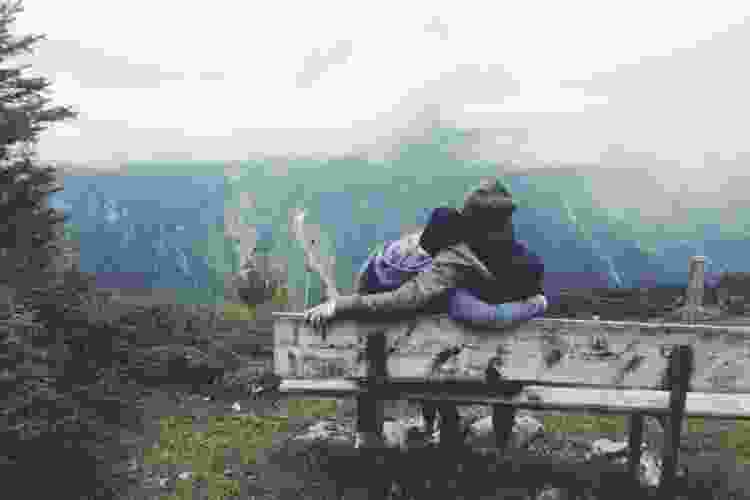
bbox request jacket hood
[370,233,433,289]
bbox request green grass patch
[221,302,256,321]
[145,402,750,499]
[271,286,290,306]
[541,413,628,435]
[542,414,750,464]
[721,420,750,464]
[145,414,287,500]
[286,398,338,419]
[145,399,337,499]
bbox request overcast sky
[14,1,750,194]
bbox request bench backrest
[272,313,750,394]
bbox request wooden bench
[272,311,750,498]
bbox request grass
[219,287,289,322]
[220,302,256,321]
[721,420,750,464]
[145,413,288,500]
[144,399,750,499]
[286,398,338,419]
[541,413,750,464]
[145,399,338,500]
[541,413,628,436]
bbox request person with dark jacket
[304,178,546,448]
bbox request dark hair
[462,178,517,220]
[419,207,464,257]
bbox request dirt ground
[116,381,750,500]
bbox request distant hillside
[51,155,746,309]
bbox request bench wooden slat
[683,392,750,419]
[271,312,750,336]
[274,313,750,394]
[277,378,750,420]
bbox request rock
[289,417,425,451]
[586,438,662,488]
[219,363,273,394]
[588,438,631,458]
[295,420,353,443]
[469,415,493,437]
[513,414,545,446]
[639,452,663,488]
[232,402,242,411]
[381,420,413,450]
[177,471,192,481]
[612,451,662,488]
[126,458,139,473]
[467,412,544,449]
[536,485,565,500]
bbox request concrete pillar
[683,256,706,322]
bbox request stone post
[682,256,706,323]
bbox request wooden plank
[277,379,750,419]
[280,380,675,413]
[273,313,750,394]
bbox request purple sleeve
[447,288,546,326]
[447,288,496,324]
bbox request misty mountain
[50,160,744,307]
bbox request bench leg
[358,331,390,500]
[356,394,384,440]
[627,413,644,481]
[357,331,387,442]
[437,403,461,450]
[660,412,684,498]
[492,404,516,452]
[658,344,693,499]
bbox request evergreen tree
[0,0,77,296]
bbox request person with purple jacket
[304,178,547,448]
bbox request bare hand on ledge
[304,299,337,330]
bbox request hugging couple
[304,177,549,448]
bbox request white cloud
[14,0,750,182]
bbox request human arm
[446,241,546,327]
[447,288,548,328]
[336,255,462,315]
[305,251,465,328]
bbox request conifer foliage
[0,0,76,294]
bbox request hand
[530,294,548,310]
[304,299,337,330]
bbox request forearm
[335,261,459,317]
[448,288,547,327]
[335,278,446,316]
